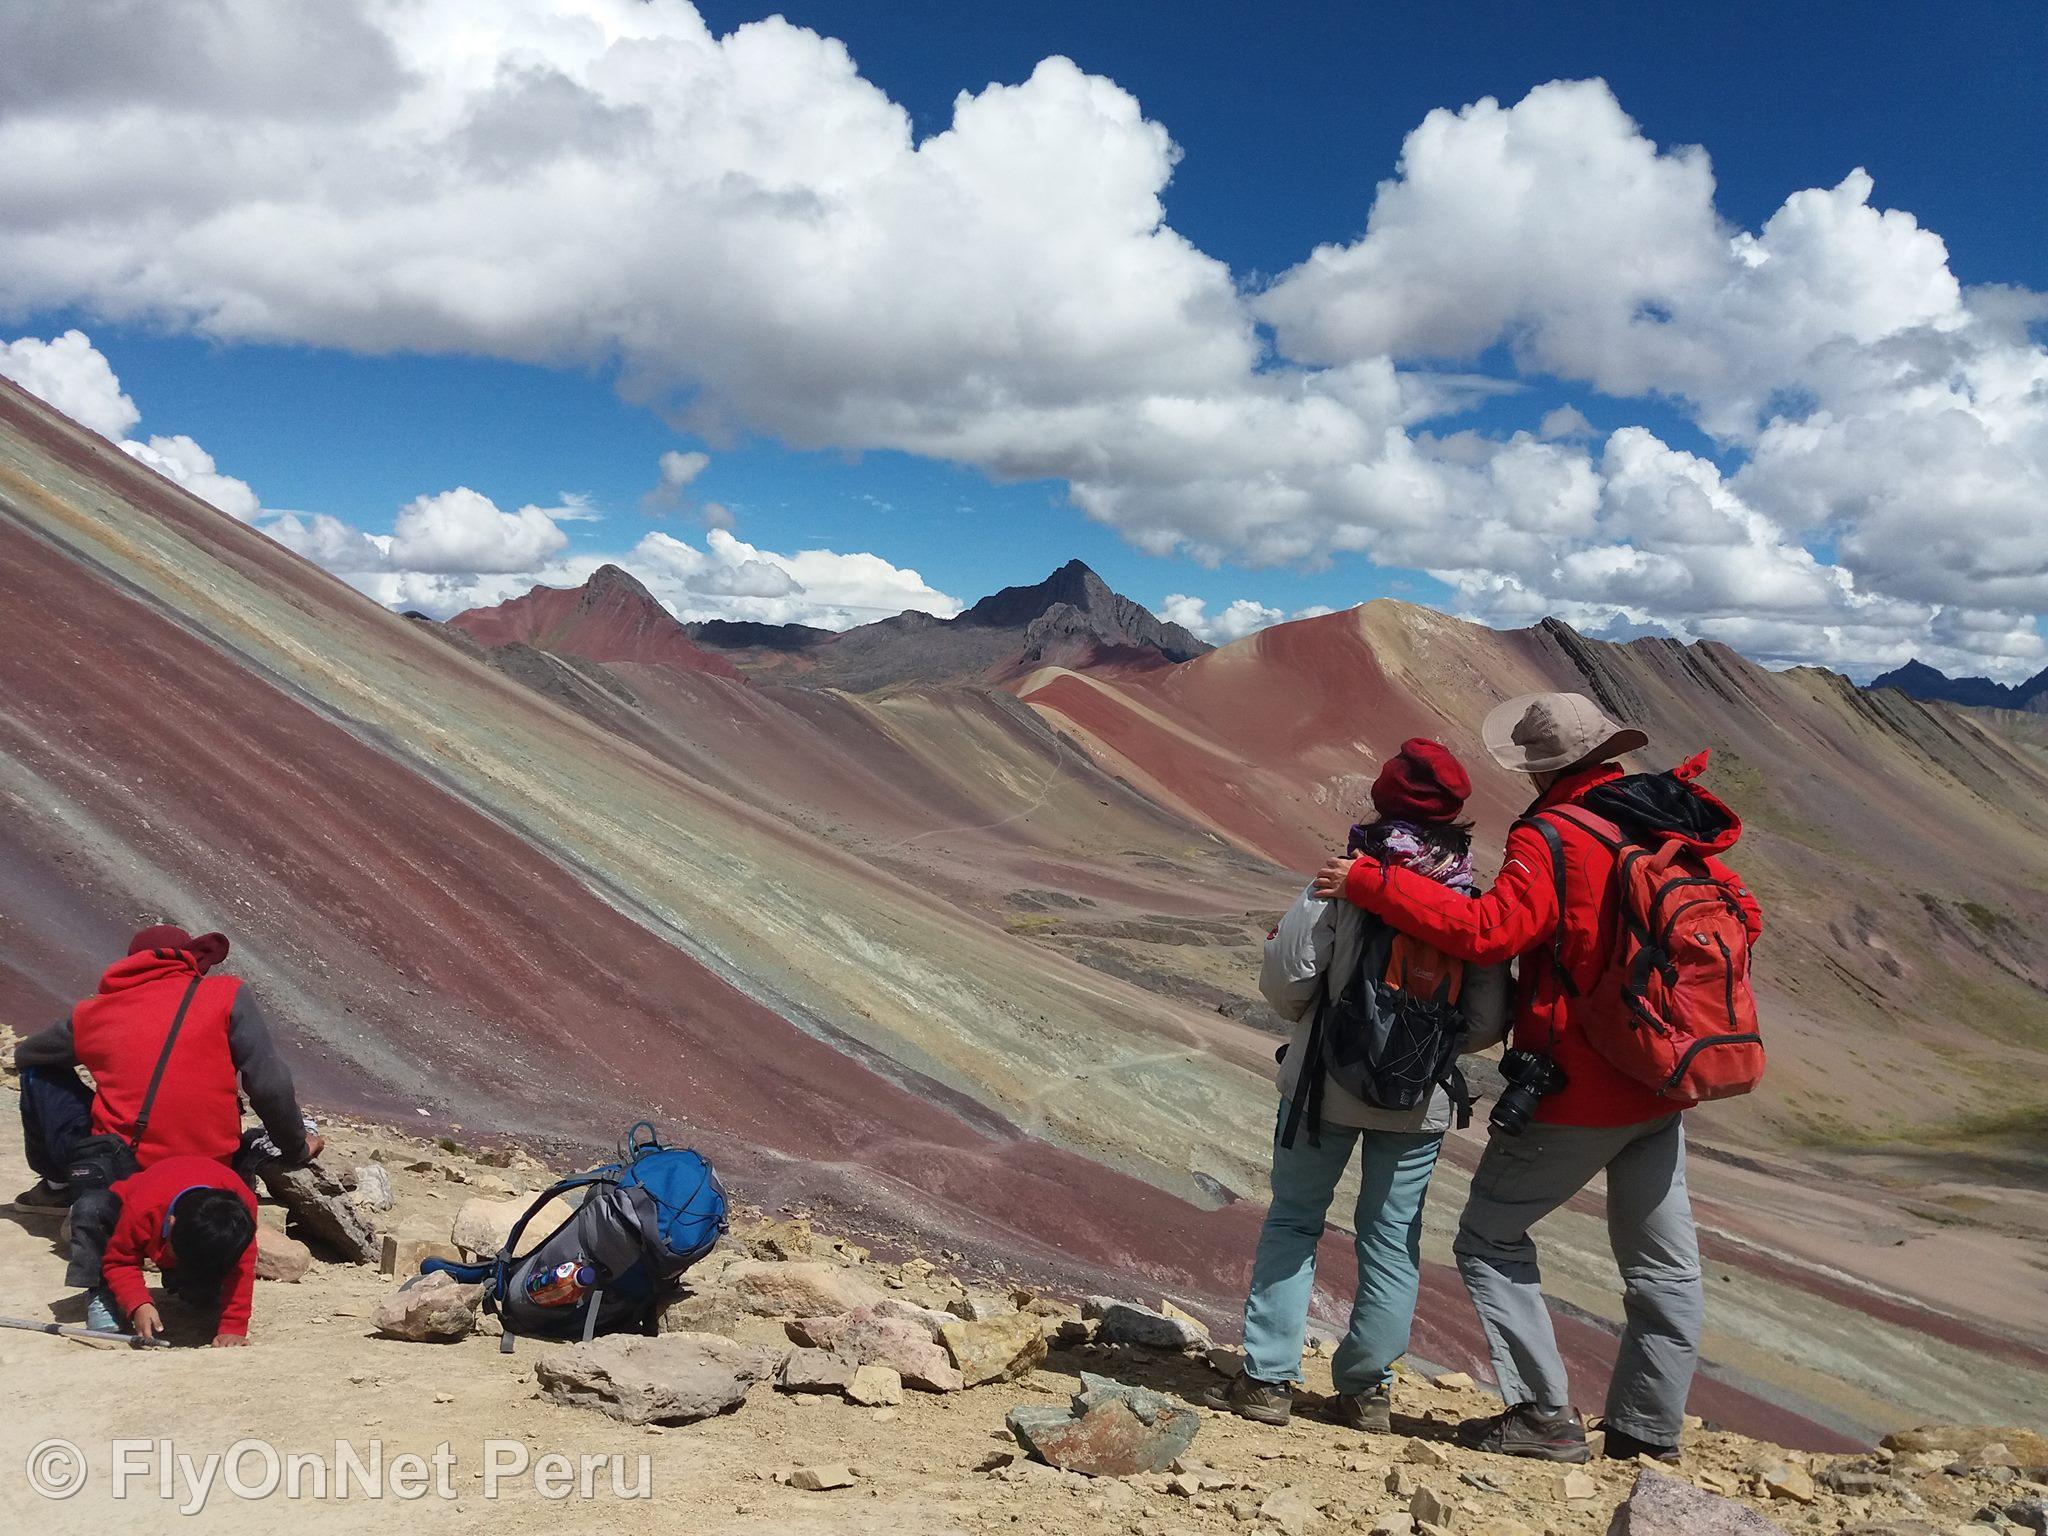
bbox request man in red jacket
[100,1155,260,1346]
[11,924,321,1292]
[1315,693,1761,1465]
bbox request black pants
[18,1066,122,1288]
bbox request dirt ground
[2,1089,2038,1536]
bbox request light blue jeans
[1241,1109,1444,1394]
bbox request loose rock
[1606,1467,1792,1534]
[1006,1371,1201,1478]
[1761,1461,1816,1503]
[372,1271,483,1343]
[1084,1297,1210,1352]
[349,1163,395,1212]
[1556,1468,1599,1502]
[727,1260,888,1319]
[1408,1485,1453,1527]
[785,1464,856,1492]
[1260,1484,1319,1534]
[778,1349,858,1395]
[535,1332,784,1425]
[846,1365,903,1406]
[254,1225,312,1282]
[259,1162,380,1264]
[941,1312,1048,1386]
[787,1307,964,1392]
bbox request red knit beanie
[1370,738,1473,824]
[128,924,231,973]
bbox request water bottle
[525,1260,596,1307]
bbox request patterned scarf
[1347,818,1475,891]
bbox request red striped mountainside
[3,374,2044,1445]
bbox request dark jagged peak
[686,618,833,653]
[962,558,1111,627]
[965,559,1211,663]
[580,561,662,608]
[1867,658,2047,711]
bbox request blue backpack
[426,1123,727,1350]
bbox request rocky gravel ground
[0,1096,2040,1535]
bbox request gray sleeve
[11,1016,77,1068]
[1457,961,1514,1053]
[1259,883,1336,1022]
[226,990,311,1163]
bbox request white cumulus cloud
[0,8,2041,678]
[1161,594,1337,645]
[0,329,140,438]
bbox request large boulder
[372,1271,483,1343]
[1084,1296,1210,1351]
[1604,1468,1790,1535]
[449,1193,576,1258]
[536,1332,784,1425]
[1880,1424,2048,1471]
[254,1225,312,1282]
[1006,1371,1200,1477]
[941,1313,1048,1386]
[259,1162,380,1264]
[786,1308,964,1392]
[723,1260,887,1318]
[379,1235,462,1278]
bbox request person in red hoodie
[100,1155,260,1346]
[10,924,321,1301]
[1313,693,1761,1466]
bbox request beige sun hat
[1481,691,1649,775]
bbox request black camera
[1490,1048,1567,1136]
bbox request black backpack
[425,1123,727,1351]
[1281,917,1473,1148]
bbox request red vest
[71,950,243,1166]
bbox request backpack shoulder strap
[496,1172,612,1266]
[1541,802,1626,850]
[1518,815,1577,1001]
[127,975,204,1148]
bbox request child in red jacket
[100,1156,259,1346]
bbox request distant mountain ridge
[678,557,1210,689]
[446,562,740,680]
[1868,658,2048,713]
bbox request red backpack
[1530,805,1766,1104]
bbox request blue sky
[2,1,2043,672]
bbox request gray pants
[1453,1113,1702,1443]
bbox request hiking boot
[1456,1402,1592,1462]
[1201,1372,1293,1426]
[1329,1382,1393,1434]
[1599,1423,1681,1465]
[9,1180,71,1213]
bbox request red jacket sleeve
[101,1210,153,1322]
[216,1236,257,1338]
[1344,822,1561,965]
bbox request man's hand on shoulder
[1312,855,1360,900]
